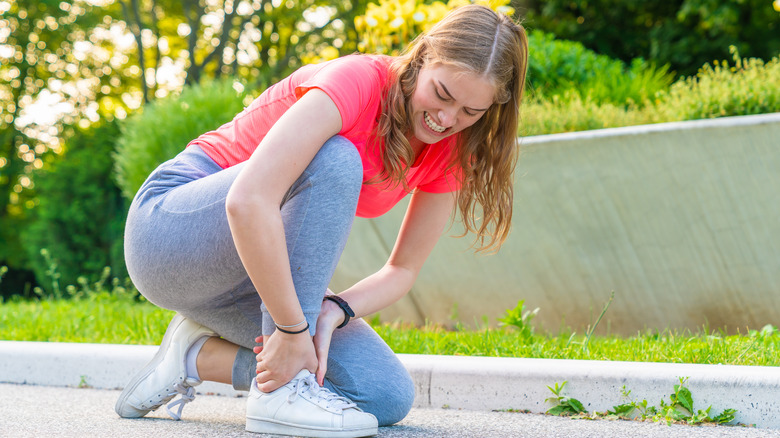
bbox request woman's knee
[361,365,416,426]
[310,135,362,195]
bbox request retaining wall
[330,113,780,334]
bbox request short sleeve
[294,55,385,134]
[418,165,462,193]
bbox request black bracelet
[324,295,355,329]
[275,322,310,334]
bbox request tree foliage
[1,0,118,290]
[521,0,780,77]
[116,0,368,98]
[21,121,128,292]
[1,0,370,295]
[114,77,248,200]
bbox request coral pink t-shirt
[190,54,462,218]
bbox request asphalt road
[2,383,779,438]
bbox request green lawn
[2,290,778,367]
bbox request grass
[2,288,778,367]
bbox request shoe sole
[114,314,187,418]
[246,417,377,438]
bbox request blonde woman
[116,4,528,437]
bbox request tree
[115,0,368,101]
[1,0,369,296]
[0,0,117,293]
[521,0,780,77]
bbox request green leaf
[607,403,636,416]
[675,387,694,413]
[567,398,587,414]
[547,405,570,416]
[713,408,737,424]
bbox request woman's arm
[226,88,342,392]
[314,189,456,384]
[339,190,457,317]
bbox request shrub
[521,49,780,136]
[526,31,673,106]
[114,77,249,200]
[21,121,127,293]
[655,48,780,121]
[520,92,653,136]
[523,0,780,77]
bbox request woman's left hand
[313,295,347,386]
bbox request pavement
[2,341,780,437]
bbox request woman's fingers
[313,323,333,385]
[313,321,334,386]
[253,330,318,392]
[313,297,342,386]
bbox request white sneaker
[115,314,216,420]
[246,370,378,437]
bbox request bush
[522,0,780,77]
[656,48,780,121]
[21,121,127,294]
[526,31,673,106]
[114,77,249,200]
[520,50,780,136]
[520,92,652,136]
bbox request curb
[2,341,779,429]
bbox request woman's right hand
[254,331,317,393]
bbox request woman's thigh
[124,137,363,341]
[124,148,250,309]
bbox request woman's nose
[438,108,456,127]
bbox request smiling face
[408,62,496,145]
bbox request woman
[115,4,528,437]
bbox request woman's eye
[464,109,476,116]
[434,88,447,101]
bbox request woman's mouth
[424,112,447,134]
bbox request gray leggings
[124,136,414,425]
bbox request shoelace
[288,374,357,411]
[164,382,196,421]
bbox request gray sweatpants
[124,136,415,425]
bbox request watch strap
[324,295,355,329]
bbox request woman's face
[409,62,496,145]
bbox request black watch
[324,295,355,329]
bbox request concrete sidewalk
[4,383,779,438]
[1,341,779,431]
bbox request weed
[583,291,614,352]
[40,249,62,299]
[78,375,91,389]
[550,378,741,426]
[545,381,587,416]
[494,408,532,414]
[498,300,539,339]
[562,291,615,353]
[648,377,737,425]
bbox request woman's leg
[324,320,416,426]
[230,317,416,426]
[124,135,363,389]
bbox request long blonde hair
[374,4,529,252]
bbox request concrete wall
[330,113,780,334]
